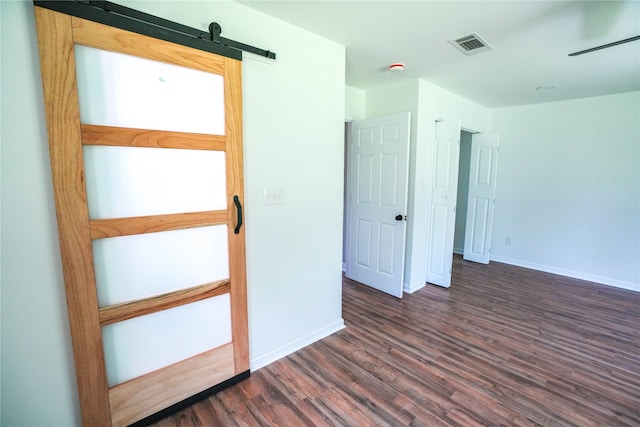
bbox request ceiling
[238,1,640,108]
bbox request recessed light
[536,85,555,91]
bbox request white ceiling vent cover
[449,33,493,55]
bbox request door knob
[395,215,403,221]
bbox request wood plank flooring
[151,256,640,426]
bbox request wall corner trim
[490,255,640,293]
[250,319,346,371]
[404,281,426,294]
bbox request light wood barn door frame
[34,6,248,426]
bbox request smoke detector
[388,63,405,72]
[448,33,493,55]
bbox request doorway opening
[342,121,351,271]
[453,130,474,254]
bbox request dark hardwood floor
[151,256,640,426]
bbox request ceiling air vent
[448,33,493,55]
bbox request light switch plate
[263,187,285,205]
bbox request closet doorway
[454,130,474,254]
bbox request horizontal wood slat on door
[109,343,235,427]
[89,210,228,239]
[81,124,227,150]
[71,17,225,75]
[99,280,230,326]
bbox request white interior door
[464,132,500,264]
[426,120,461,288]
[346,113,410,298]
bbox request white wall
[0,0,3,414]
[1,1,346,425]
[345,85,366,121]
[418,79,492,133]
[491,92,640,291]
[1,2,81,425]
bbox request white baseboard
[403,280,426,294]
[490,255,639,293]
[342,262,346,272]
[250,319,346,371]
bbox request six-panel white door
[464,133,500,264]
[346,113,411,298]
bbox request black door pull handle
[395,215,403,221]
[233,195,243,234]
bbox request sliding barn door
[34,7,248,426]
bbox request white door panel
[356,219,373,267]
[464,133,500,264]
[347,113,410,298]
[378,222,397,274]
[426,120,461,288]
[93,225,229,306]
[84,146,227,218]
[75,45,225,135]
[102,295,231,386]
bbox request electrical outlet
[264,187,285,205]
[505,236,511,245]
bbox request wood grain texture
[89,210,228,239]
[99,280,230,326]
[71,17,225,75]
[81,124,227,150]
[37,8,249,426]
[224,56,250,374]
[150,256,640,426]
[110,343,236,427]
[34,7,112,426]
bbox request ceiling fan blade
[569,35,640,56]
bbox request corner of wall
[403,280,426,294]
[345,85,366,121]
